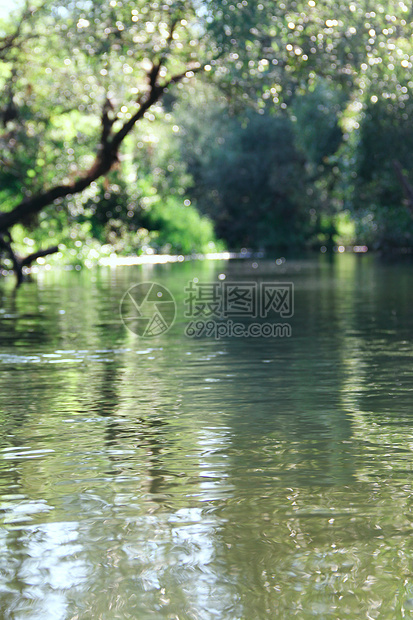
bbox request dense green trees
[178,106,314,252]
[1,0,413,280]
[172,78,346,252]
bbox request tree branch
[0,0,40,59]
[20,245,59,268]
[100,96,116,148]
[0,64,200,234]
[0,233,23,283]
[0,232,58,284]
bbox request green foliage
[353,206,413,251]
[177,105,316,252]
[292,81,346,168]
[347,64,413,249]
[2,0,413,266]
[141,197,224,255]
[172,79,350,253]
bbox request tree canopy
[1,0,413,280]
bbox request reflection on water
[1,255,413,618]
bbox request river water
[0,254,413,619]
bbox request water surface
[0,255,413,619]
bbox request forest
[1,0,413,281]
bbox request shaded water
[0,255,413,619]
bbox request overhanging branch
[0,64,200,233]
[0,232,59,284]
[20,245,59,268]
[0,233,22,281]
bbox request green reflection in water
[0,255,413,618]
